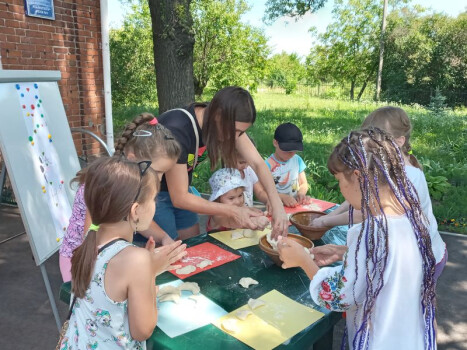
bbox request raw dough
[238,277,259,289]
[266,232,279,251]
[158,293,180,303]
[158,285,181,297]
[231,230,244,240]
[221,318,239,333]
[196,259,213,269]
[248,298,266,310]
[179,281,200,295]
[243,229,255,238]
[235,309,253,321]
[176,265,196,275]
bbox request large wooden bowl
[289,211,331,240]
[259,233,313,267]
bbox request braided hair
[328,128,436,350]
[114,112,181,161]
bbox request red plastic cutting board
[169,242,241,279]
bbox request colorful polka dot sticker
[34,83,38,89]
[41,114,44,118]
[31,141,34,146]
[15,84,20,90]
[39,99,42,103]
[56,238,60,242]
[42,186,46,193]
[27,113,30,117]
[48,134,52,139]
[35,95,38,99]
[21,93,24,97]
[22,105,26,109]
[31,104,35,110]
[34,130,37,134]
[28,136,33,142]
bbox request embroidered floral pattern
[317,264,350,311]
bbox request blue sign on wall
[24,0,55,21]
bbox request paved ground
[0,204,466,349]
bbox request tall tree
[263,0,328,23]
[148,0,195,113]
[192,0,269,96]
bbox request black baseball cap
[274,122,303,151]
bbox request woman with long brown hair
[155,86,288,239]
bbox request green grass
[113,90,467,234]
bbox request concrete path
[0,205,466,349]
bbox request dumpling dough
[243,229,255,238]
[196,259,213,269]
[248,298,266,310]
[238,277,259,289]
[231,230,244,240]
[179,281,200,295]
[266,232,279,251]
[221,318,239,333]
[158,285,181,296]
[235,309,252,321]
[176,265,196,275]
[158,293,180,303]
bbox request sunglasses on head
[132,160,152,203]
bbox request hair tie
[89,223,100,231]
[133,130,153,137]
[148,118,158,125]
[408,150,413,155]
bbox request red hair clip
[148,118,159,125]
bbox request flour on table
[176,265,196,275]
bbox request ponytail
[401,143,423,170]
[71,229,98,298]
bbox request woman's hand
[277,236,310,269]
[146,238,187,275]
[269,200,288,239]
[231,206,263,229]
[251,215,270,231]
[310,244,347,266]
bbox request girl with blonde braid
[278,128,438,349]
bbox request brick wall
[0,0,106,156]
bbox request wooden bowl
[259,233,313,267]
[289,211,330,240]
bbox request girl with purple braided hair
[278,128,437,349]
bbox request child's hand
[232,206,263,229]
[160,234,175,246]
[296,193,312,205]
[280,194,298,207]
[310,244,347,266]
[277,236,311,269]
[149,240,187,276]
[311,216,327,229]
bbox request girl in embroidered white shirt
[278,128,437,350]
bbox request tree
[305,0,384,100]
[110,3,157,107]
[264,0,328,23]
[148,0,195,113]
[266,52,306,94]
[192,0,270,96]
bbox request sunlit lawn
[113,90,467,233]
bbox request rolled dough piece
[158,285,181,296]
[235,309,253,321]
[243,229,255,238]
[179,281,200,295]
[231,230,244,240]
[221,318,239,333]
[196,259,213,269]
[176,265,196,275]
[248,298,266,310]
[158,293,180,303]
[238,277,259,289]
[266,232,279,251]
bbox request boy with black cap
[265,122,312,207]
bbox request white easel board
[0,70,81,265]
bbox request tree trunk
[148,0,195,113]
[376,0,388,101]
[357,80,368,101]
[350,80,355,100]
